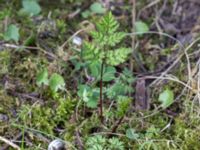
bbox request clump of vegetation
[0,0,200,149]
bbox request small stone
[72,36,82,46]
[48,139,66,150]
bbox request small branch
[75,130,84,150]
[109,116,124,138]
[0,136,20,150]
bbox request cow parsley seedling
[82,12,131,122]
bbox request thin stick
[0,136,20,150]
[109,116,124,138]
[0,43,57,59]
[130,0,136,71]
[141,75,199,94]
[126,31,184,48]
[132,0,135,50]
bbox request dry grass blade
[150,37,200,86]
[0,136,20,150]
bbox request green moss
[0,50,10,75]
[171,115,200,150]
[17,95,77,145]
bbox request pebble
[72,36,82,46]
[0,114,9,122]
[48,139,66,150]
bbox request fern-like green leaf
[82,41,102,61]
[97,12,119,35]
[90,31,105,47]
[106,48,131,66]
[91,31,125,47]
[106,32,126,46]
[82,12,130,65]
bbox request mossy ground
[0,0,200,149]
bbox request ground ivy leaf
[126,128,139,140]
[22,0,41,16]
[36,69,49,86]
[49,73,65,92]
[158,89,174,108]
[90,2,106,14]
[78,85,90,97]
[4,24,19,42]
[86,98,98,108]
[81,10,91,18]
[135,21,149,33]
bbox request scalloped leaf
[36,68,49,86]
[49,73,65,92]
[135,21,149,33]
[4,24,19,42]
[22,0,41,16]
[90,2,106,14]
[158,89,174,108]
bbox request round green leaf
[135,21,149,33]
[86,98,98,108]
[158,89,174,108]
[36,68,49,86]
[49,73,65,92]
[81,10,91,18]
[90,2,106,14]
[4,24,19,42]
[22,0,41,16]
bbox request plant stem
[99,61,104,123]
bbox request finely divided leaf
[97,12,119,34]
[126,128,139,140]
[82,41,101,61]
[106,32,126,46]
[106,48,131,66]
